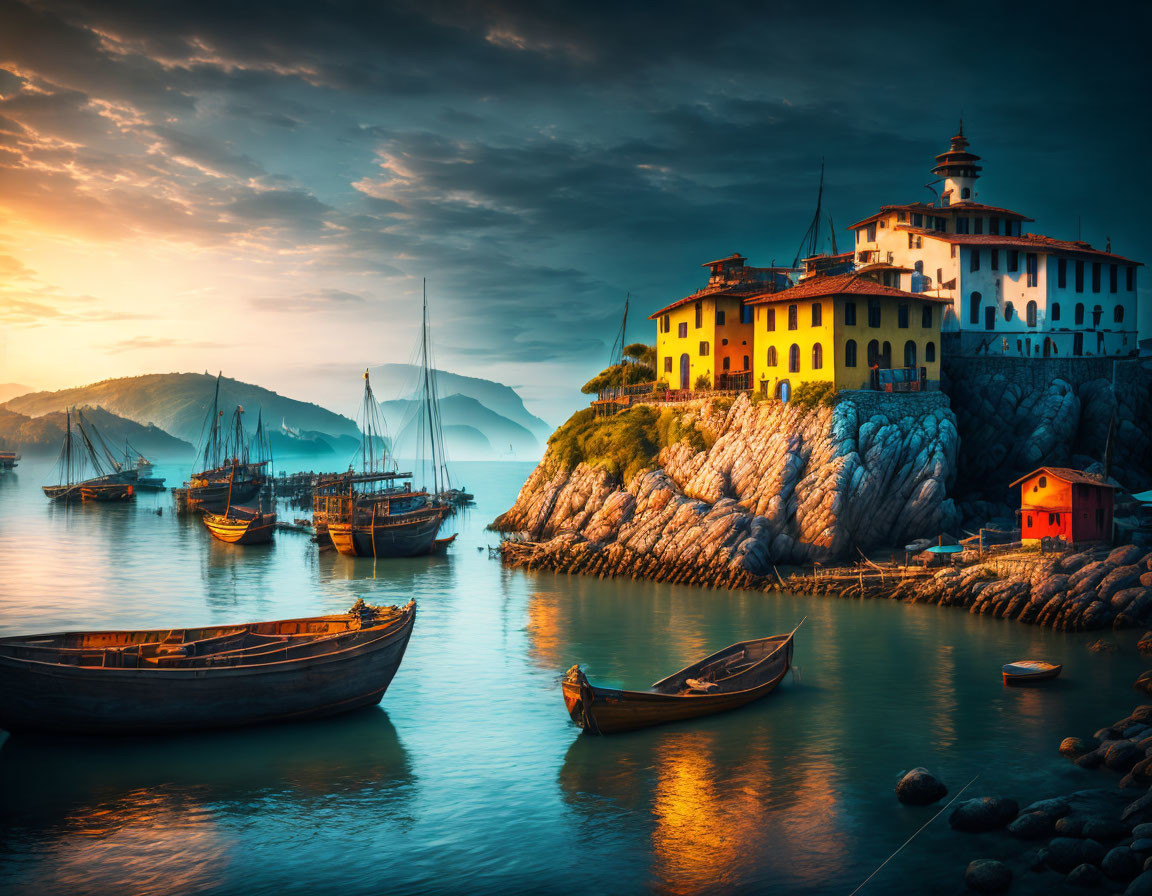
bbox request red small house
[1010,467,1115,546]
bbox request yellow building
[649,254,791,391]
[745,271,948,400]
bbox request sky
[0,0,1149,424]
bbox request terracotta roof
[898,228,1143,264]
[1008,467,1118,489]
[701,253,745,267]
[648,286,766,319]
[743,272,952,305]
[850,202,1032,230]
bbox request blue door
[680,354,690,390]
[778,380,790,403]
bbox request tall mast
[421,279,439,494]
[792,158,827,268]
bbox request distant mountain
[269,429,363,458]
[0,405,192,457]
[380,393,537,459]
[0,383,31,404]
[2,373,359,447]
[370,364,551,443]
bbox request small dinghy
[562,620,802,735]
[1003,660,1062,684]
[0,599,415,735]
[203,505,277,545]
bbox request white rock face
[493,392,960,583]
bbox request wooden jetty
[0,599,416,735]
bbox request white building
[848,129,1142,358]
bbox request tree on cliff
[580,344,656,394]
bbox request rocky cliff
[493,392,960,584]
[943,354,1152,504]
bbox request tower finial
[958,114,964,137]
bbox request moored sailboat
[0,450,19,471]
[202,459,277,545]
[42,409,137,503]
[182,374,268,513]
[314,371,447,558]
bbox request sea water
[0,457,1146,895]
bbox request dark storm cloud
[0,0,1149,368]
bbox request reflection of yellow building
[745,270,948,399]
[650,255,790,391]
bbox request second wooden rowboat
[0,599,416,735]
[562,620,801,735]
[1003,660,1062,684]
[203,506,277,545]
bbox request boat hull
[203,511,277,545]
[43,481,135,503]
[563,632,796,735]
[0,608,416,735]
[1003,663,1062,685]
[329,508,444,558]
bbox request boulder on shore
[896,767,947,805]
[964,859,1012,893]
[950,797,1019,832]
[1061,736,1099,758]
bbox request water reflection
[0,710,416,894]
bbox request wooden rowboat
[203,506,277,545]
[562,621,801,735]
[0,599,415,735]
[1003,660,1062,684]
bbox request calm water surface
[0,457,1146,895]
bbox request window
[868,300,881,327]
[812,343,823,369]
[935,217,946,231]
[1092,305,1103,327]
[970,249,980,272]
[740,304,753,324]
[1004,302,1014,322]
[990,217,1000,235]
[1110,264,1118,293]
[912,213,923,227]
[722,356,730,371]
[1007,250,1019,273]
[904,340,916,368]
[694,302,702,328]
[811,302,822,326]
[1026,300,1037,327]
[766,308,776,331]
[788,304,798,330]
[926,341,936,363]
[743,355,749,370]
[1074,303,1084,325]
[845,339,857,367]
[664,357,672,372]
[1128,267,1136,291]
[866,223,876,242]
[1052,302,1060,322]
[1026,254,1038,288]
[896,211,906,222]
[951,245,957,259]
[678,322,687,338]
[1058,258,1067,288]
[956,217,970,234]
[1075,260,1084,292]
[974,216,983,234]
[962,187,971,199]
[1115,305,1124,323]
[898,304,909,328]
[700,341,709,356]
[1073,331,1083,355]
[845,302,857,326]
[788,344,800,373]
[990,249,999,271]
[716,309,725,326]
[914,260,923,275]
[867,339,880,366]
[721,338,728,345]
[922,305,933,328]
[936,267,943,284]
[1092,262,1101,292]
[766,346,778,367]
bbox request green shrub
[580,361,656,395]
[694,372,711,390]
[547,404,710,484]
[623,343,656,367]
[790,380,836,410]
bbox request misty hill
[380,393,537,460]
[0,384,31,404]
[0,405,192,457]
[2,373,359,448]
[371,364,550,442]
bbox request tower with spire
[931,122,982,206]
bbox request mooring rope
[848,774,979,895]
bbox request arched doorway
[777,380,791,403]
[1043,337,1054,358]
[679,354,690,390]
[867,339,880,366]
[881,341,892,368]
[904,340,916,368]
